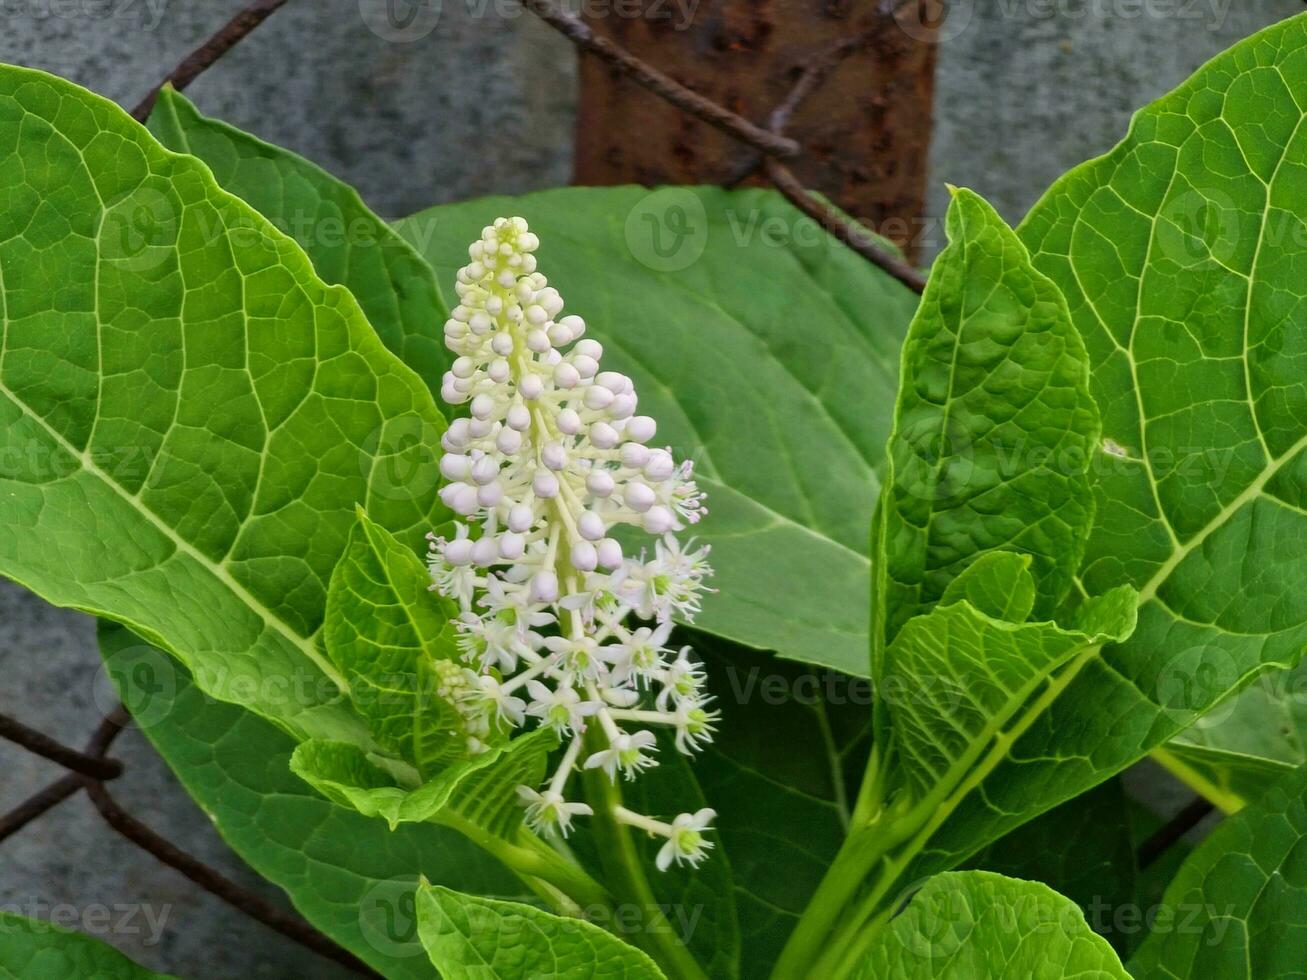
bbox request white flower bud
[570,540,598,572]
[625,482,656,512]
[643,505,677,534]
[586,470,615,497]
[499,532,525,560]
[644,449,675,481]
[520,374,544,400]
[554,363,581,389]
[531,571,559,603]
[440,453,471,480]
[477,481,503,507]
[507,404,531,431]
[621,443,650,469]
[443,537,474,565]
[572,354,599,379]
[626,416,657,443]
[542,442,568,471]
[496,428,522,454]
[596,371,628,392]
[533,471,560,498]
[472,536,499,565]
[508,503,534,532]
[584,385,614,411]
[590,421,619,449]
[596,538,623,569]
[578,511,606,541]
[557,409,582,435]
[471,456,499,485]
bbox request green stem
[437,811,611,911]
[582,754,709,980]
[1150,745,1246,814]
[777,648,1100,979]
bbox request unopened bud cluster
[427,217,716,869]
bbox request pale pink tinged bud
[554,363,581,389]
[590,421,619,449]
[584,386,614,411]
[596,371,627,392]
[519,374,544,400]
[443,537,474,565]
[471,456,499,485]
[572,354,599,379]
[440,453,470,480]
[527,329,552,353]
[644,449,675,481]
[578,511,607,541]
[626,416,657,443]
[586,470,615,497]
[471,394,496,421]
[531,571,560,603]
[496,428,523,454]
[621,443,650,469]
[472,536,499,565]
[491,332,514,356]
[596,538,623,569]
[643,505,677,534]
[542,442,567,471]
[499,532,526,560]
[557,409,582,435]
[608,394,635,419]
[451,356,476,379]
[507,404,531,430]
[477,481,504,507]
[574,339,603,361]
[533,471,560,498]
[625,482,656,512]
[508,503,534,532]
[570,540,598,572]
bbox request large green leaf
[0,65,446,738]
[1129,762,1307,979]
[415,885,666,980]
[875,188,1098,651]
[1009,10,1307,825]
[0,913,170,979]
[854,872,1130,979]
[144,87,451,397]
[884,12,1307,885]
[101,623,528,980]
[394,186,919,676]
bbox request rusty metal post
[573,0,937,260]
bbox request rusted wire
[519,0,802,160]
[0,710,123,780]
[0,700,377,976]
[524,0,929,294]
[130,0,291,121]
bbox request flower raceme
[427,217,717,870]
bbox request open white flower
[516,786,593,838]
[427,216,715,863]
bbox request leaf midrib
[0,376,348,692]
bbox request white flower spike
[428,217,717,861]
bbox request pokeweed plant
[5,12,1307,980]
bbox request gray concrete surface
[0,1,1301,977]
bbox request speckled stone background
[0,1,1300,976]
